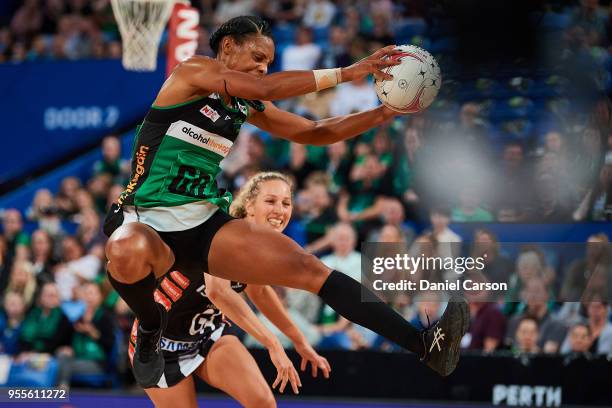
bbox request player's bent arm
[204,274,281,350]
[248,101,397,146]
[177,46,398,102]
[245,284,306,345]
[179,56,317,101]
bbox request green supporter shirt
[451,207,495,222]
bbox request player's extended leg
[105,222,175,387]
[196,335,276,408]
[208,219,469,376]
[145,375,199,408]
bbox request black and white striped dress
[128,270,246,388]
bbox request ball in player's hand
[375,45,441,113]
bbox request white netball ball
[375,45,441,113]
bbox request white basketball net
[111,0,176,71]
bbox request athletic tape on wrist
[313,68,342,91]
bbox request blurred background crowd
[0,0,611,390]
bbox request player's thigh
[196,335,275,408]
[208,219,330,293]
[144,375,198,408]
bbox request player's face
[247,179,292,232]
[226,34,275,78]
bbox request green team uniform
[116,93,263,231]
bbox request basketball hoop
[111,0,178,72]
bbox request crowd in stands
[0,0,611,389]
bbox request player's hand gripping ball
[375,45,441,113]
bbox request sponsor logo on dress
[118,145,150,205]
[200,105,220,122]
[167,120,233,157]
[160,337,200,352]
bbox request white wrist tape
[313,68,342,91]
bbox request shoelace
[419,312,433,361]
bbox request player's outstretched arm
[245,284,331,378]
[248,99,400,146]
[204,274,301,394]
[176,46,400,101]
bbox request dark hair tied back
[209,16,272,55]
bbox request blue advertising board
[0,58,165,185]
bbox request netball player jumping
[104,15,469,389]
[137,172,329,407]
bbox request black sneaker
[420,295,469,376]
[133,303,168,388]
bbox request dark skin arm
[154,45,400,105]
[248,101,396,146]
[154,42,402,145]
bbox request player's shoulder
[176,55,221,73]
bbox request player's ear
[220,36,235,56]
[245,199,255,217]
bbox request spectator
[565,322,592,355]
[214,0,255,25]
[366,198,414,243]
[284,143,320,188]
[571,0,607,41]
[428,206,462,260]
[532,172,574,222]
[93,135,128,182]
[5,261,37,309]
[2,208,30,264]
[317,223,376,349]
[76,207,106,253]
[298,176,338,246]
[0,292,26,355]
[561,295,612,355]
[388,126,423,216]
[18,282,72,355]
[0,237,8,296]
[470,229,514,286]
[57,282,115,388]
[329,76,378,117]
[26,189,63,238]
[319,26,352,69]
[281,26,321,71]
[303,0,336,29]
[464,273,506,353]
[10,0,42,41]
[504,249,556,313]
[363,12,394,45]
[54,236,101,301]
[513,316,540,354]
[574,156,612,221]
[494,142,532,221]
[506,278,567,353]
[56,177,82,218]
[106,184,124,212]
[325,141,351,192]
[26,189,56,222]
[451,185,494,222]
[264,0,304,24]
[29,229,58,288]
[458,103,490,152]
[560,233,610,301]
[320,222,361,281]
